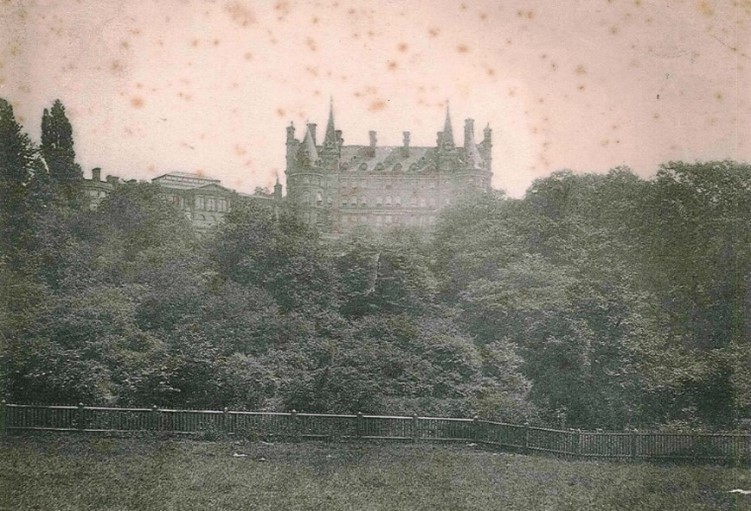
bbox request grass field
[1,435,751,510]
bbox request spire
[442,102,455,149]
[323,96,337,147]
[297,124,319,166]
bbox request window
[316,191,323,206]
[218,199,227,212]
[206,197,216,211]
[420,198,427,208]
[376,197,383,207]
[196,196,205,210]
[385,196,392,207]
[360,197,367,207]
[395,196,402,207]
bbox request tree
[0,98,39,269]
[41,99,82,204]
[334,228,436,318]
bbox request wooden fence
[2,402,749,464]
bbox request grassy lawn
[1,435,751,510]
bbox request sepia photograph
[1,0,751,509]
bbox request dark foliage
[2,101,750,429]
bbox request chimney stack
[286,122,295,142]
[403,131,410,157]
[92,167,101,181]
[464,119,475,149]
[369,130,377,157]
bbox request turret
[402,131,410,157]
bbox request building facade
[81,170,280,231]
[285,103,493,233]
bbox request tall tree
[41,99,82,203]
[0,98,39,269]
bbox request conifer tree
[0,98,38,268]
[41,99,82,203]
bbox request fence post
[151,405,159,432]
[630,430,637,461]
[223,407,229,435]
[576,429,582,458]
[77,403,85,431]
[412,413,419,443]
[290,409,300,442]
[473,415,480,443]
[524,422,530,455]
[356,412,363,439]
[0,400,6,433]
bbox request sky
[1,0,749,198]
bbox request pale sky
[1,0,749,197]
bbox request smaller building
[81,169,280,231]
[152,171,236,231]
[81,168,116,211]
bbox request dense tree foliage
[2,99,750,430]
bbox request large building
[285,102,493,233]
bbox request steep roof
[297,127,319,164]
[333,145,478,173]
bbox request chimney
[464,119,475,149]
[402,131,410,157]
[307,123,317,146]
[106,175,119,185]
[369,130,377,157]
[483,123,492,146]
[286,122,295,143]
[92,167,101,181]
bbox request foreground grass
[1,435,750,510]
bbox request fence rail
[2,402,749,464]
